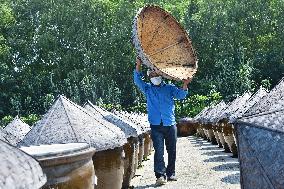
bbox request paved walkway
[131,136,240,189]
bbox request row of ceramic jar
[1,130,153,189]
[177,119,238,157]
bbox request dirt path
[131,136,240,189]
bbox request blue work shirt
[133,70,188,126]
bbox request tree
[184,0,284,100]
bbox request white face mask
[150,76,162,85]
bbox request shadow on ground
[212,162,239,171]
[200,146,222,151]
[201,150,225,156]
[221,172,240,184]
[203,155,233,162]
[134,183,158,189]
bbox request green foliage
[0,0,283,120]
[20,114,40,126]
[185,0,284,99]
[260,79,272,90]
[0,115,13,127]
[128,102,147,113]
[0,0,15,117]
[0,114,40,127]
[175,91,222,119]
[100,103,123,112]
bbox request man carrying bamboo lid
[133,57,191,186]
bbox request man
[133,57,191,186]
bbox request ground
[131,136,240,189]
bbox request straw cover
[84,100,139,138]
[113,110,147,134]
[0,129,9,143]
[133,5,198,81]
[20,95,127,152]
[209,101,229,124]
[229,88,267,122]
[3,116,31,145]
[193,107,210,122]
[235,119,284,188]
[179,117,197,123]
[216,92,251,123]
[238,108,284,133]
[0,139,46,189]
[196,106,214,123]
[122,111,151,132]
[244,78,284,116]
[203,101,226,124]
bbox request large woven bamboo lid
[133,5,198,81]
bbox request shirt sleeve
[171,84,188,100]
[133,70,148,95]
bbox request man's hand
[136,57,142,65]
[136,57,142,72]
[182,77,192,90]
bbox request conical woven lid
[21,143,93,159]
[3,116,31,145]
[0,139,46,189]
[179,117,197,123]
[0,129,9,143]
[244,78,284,116]
[120,111,151,132]
[197,106,214,123]
[229,88,267,122]
[20,95,127,152]
[193,107,210,121]
[133,5,198,81]
[84,101,138,138]
[238,109,284,132]
[216,92,252,123]
[204,101,227,123]
[112,110,144,135]
[84,101,139,138]
[235,119,284,188]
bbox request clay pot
[217,123,231,153]
[212,125,222,148]
[204,124,217,144]
[134,139,139,172]
[196,123,206,138]
[201,124,209,140]
[177,118,197,137]
[223,122,238,157]
[93,147,124,189]
[143,132,151,159]
[122,137,138,189]
[21,143,95,189]
[138,135,145,167]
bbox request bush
[100,103,123,112]
[128,102,147,113]
[175,91,222,120]
[20,114,41,126]
[0,115,13,128]
[0,114,40,128]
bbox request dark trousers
[150,124,177,178]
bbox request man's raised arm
[133,57,148,94]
